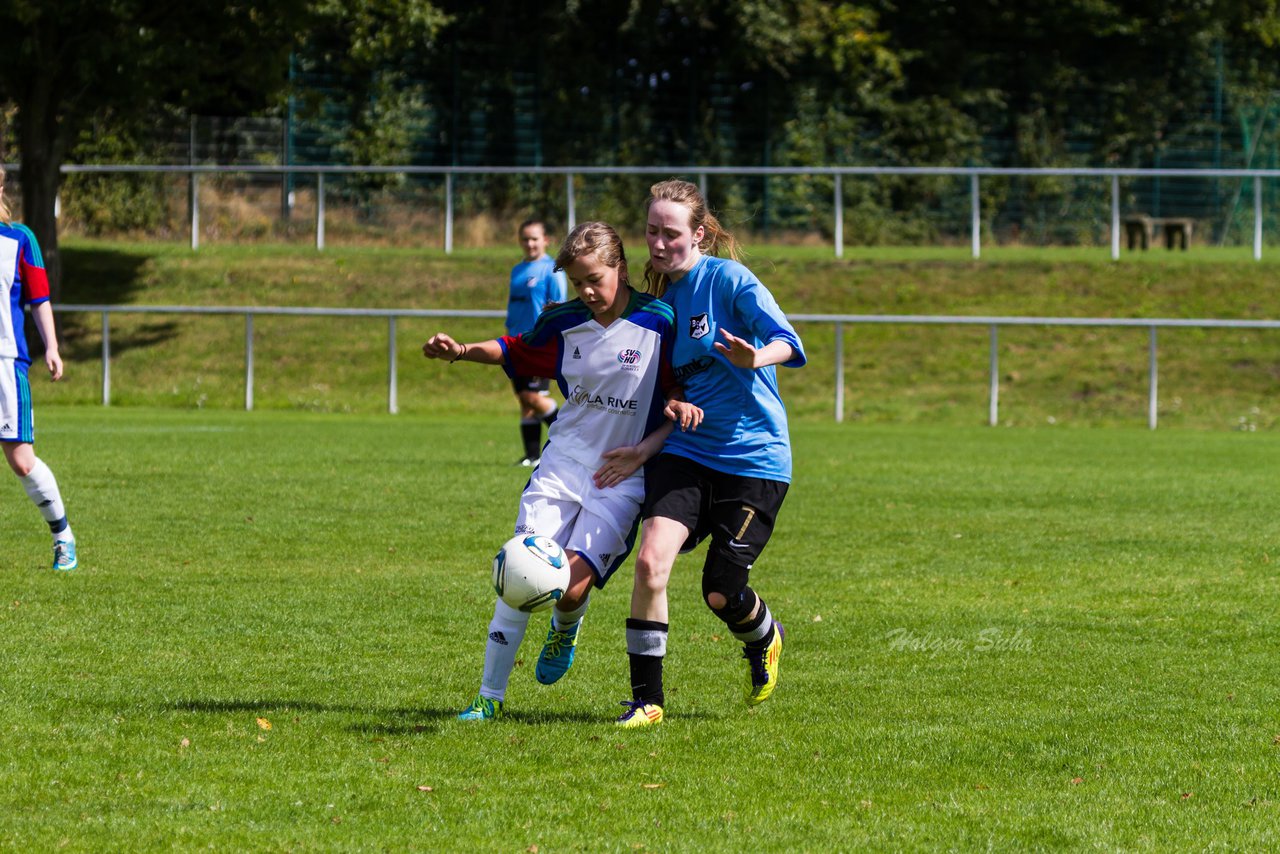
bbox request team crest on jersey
[689,313,710,340]
[525,277,538,289]
[616,348,643,372]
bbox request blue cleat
[535,617,581,685]
[52,539,77,572]
[457,693,502,721]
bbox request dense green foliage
[1,409,1277,848]
[7,1,1280,268]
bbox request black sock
[520,419,541,459]
[625,618,668,707]
[729,591,774,649]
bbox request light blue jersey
[658,255,805,482]
[506,254,567,337]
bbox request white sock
[552,596,589,631]
[479,598,531,702]
[19,458,71,540]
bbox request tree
[293,0,451,195]
[0,0,308,295]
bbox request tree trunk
[17,74,65,302]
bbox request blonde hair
[642,179,740,297]
[0,166,10,224]
[554,221,629,289]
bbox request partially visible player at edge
[0,167,77,571]
[609,178,806,727]
[423,221,701,722]
[505,219,567,466]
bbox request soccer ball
[492,534,570,613]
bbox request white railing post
[1111,175,1120,261]
[444,173,454,254]
[388,316,398,414]
[989,324,999,426]
[101,311,111,406]
[566,174,576,231]
[245,313,255,412]
[1148,326,1158,430]
[190,173,200,251]
[316,173,326,251]
[834,174,844,259]
[1254,175,1263,261]
[971,174,981,259]
[698,173,708,202]
[834,321,845,423]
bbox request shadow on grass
[166,696,716,732]
[168,698,716,733]
[169,697,454,734]
[44,246,182,361]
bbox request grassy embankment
[49,241,1280,429]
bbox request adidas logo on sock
[489,631,509,646]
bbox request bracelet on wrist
[449,343,468,364]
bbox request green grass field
[2,406,1277,849]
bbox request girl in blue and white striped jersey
[0,167,77,571]
[423,221,701,722]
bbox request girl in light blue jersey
[610,179,806,726]
[505,220,566,465]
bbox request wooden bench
[1123,214,1193,250]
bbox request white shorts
[513,443,644,588]
[0,358,34,443]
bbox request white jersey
[498,289,678,472]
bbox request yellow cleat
[745,621,784,705]
[615,700,664,728]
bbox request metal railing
[56,304,1280,428]
[37,163,1280,260]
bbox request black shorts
[511,375,550,395]
[642,453,788,568]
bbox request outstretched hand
[422,332,461,361]
[713,328,760,369]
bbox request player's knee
[633,551,671,596]
[4,446,33,477]
[702,550,751,620]
[561,558,594,609]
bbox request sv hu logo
[617,348,642,365]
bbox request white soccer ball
[492,534,570,613]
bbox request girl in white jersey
[422,222,701,722]
[613,179,806,727]
[0,167,77,571]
